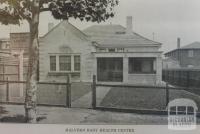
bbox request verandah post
[166,83,169,106]
[92,75,96,109]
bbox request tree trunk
[25,0,40,123]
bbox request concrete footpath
[0,104,170,124]
[71,86,111,108]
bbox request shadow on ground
[0,114,47,123]
[0,106,8,114]
[0,115,26,123]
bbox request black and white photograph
[0,0,200,133]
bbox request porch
[93,52,162,85]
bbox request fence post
[3,64,5,81]
[92,75,96,109]
[178,70,181,86]
[6,77,9,102]
[66,74,71,108]
[166,83,169,106]
[166,70,169,83]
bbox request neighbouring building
[10,32,30,57]
[0,33,29,81]
[39,16,163,85]
[0,38,10,51]
[0,38,10,81]
[165,38,200,68]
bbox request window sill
[48,72,80,76]
[128,73,156,75]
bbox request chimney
[126,16,133,34]
[48,23,54,32]
[177,37,181,49]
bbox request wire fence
[91,75,200,114]
[0,79,71,107]
[0,78,92,108]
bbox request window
[74,55,81,71]
[50,56,56,71]
[188,50,194,57]
[59,56,71,71]
[129,58,155,74]
[49,55,81,72]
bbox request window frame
[128,57,156,74]
[49,54,81,73]
[59,55,71,71]
[49,55,56,71]
[74,55,81,71]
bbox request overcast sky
[0,0,200,52]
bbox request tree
[0,0,119,123]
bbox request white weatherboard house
[39,17,162,85]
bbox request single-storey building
[39,16,162,85]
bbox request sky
[0,0,200,52]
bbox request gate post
[6,77,9,102]
[66,74,71,108]
[166,83,169,106]
[92,75,96,109]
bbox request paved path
[71,86,111,108]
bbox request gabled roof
[41,21,90,41]
[180,41,200,49]
[83,24,161,48]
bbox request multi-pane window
[50,56,56,71]
[49,55,81,72]
[129,58,156,74]
[59,56,71,71]
[74,55,81,71]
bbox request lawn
[100,87,200,111]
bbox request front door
[97,58,123,82]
